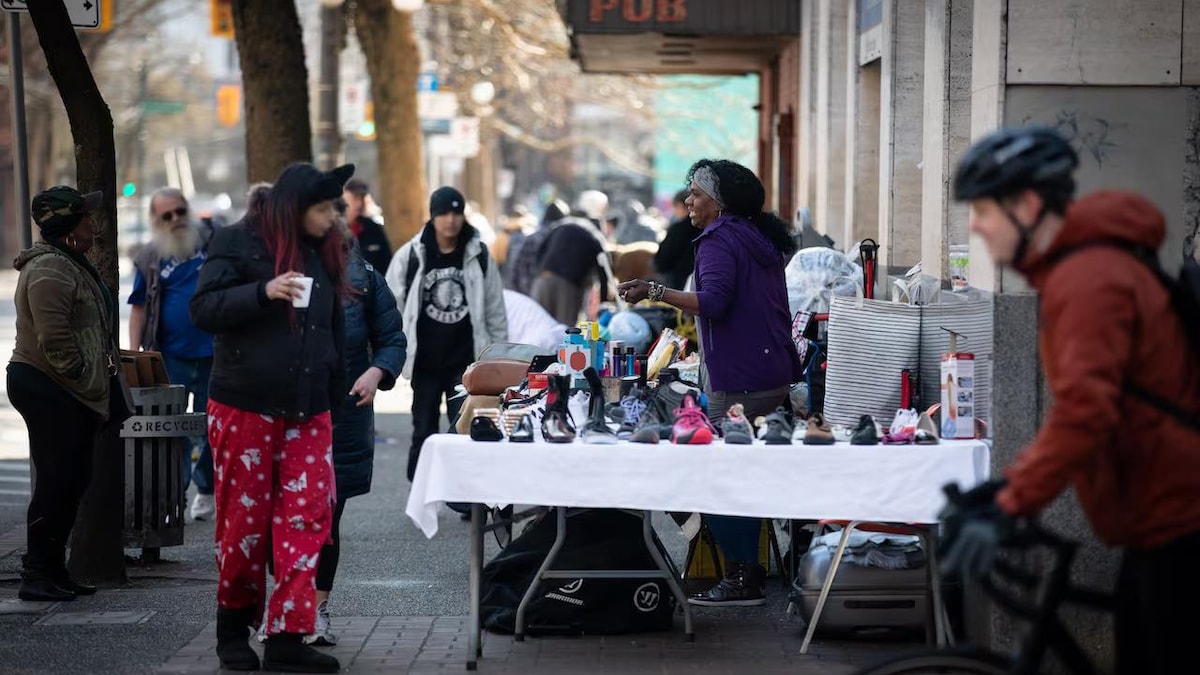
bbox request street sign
[216,85,241,127]
[418,91,458,120]
[417,72,438,93]
[141,99,187,115]
[340,80,368,135]
[450,116,481,158]
[1,0,103,30]
[421,118,451,134]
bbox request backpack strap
[403,245,420,306]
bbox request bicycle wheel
[855,646,1012,675]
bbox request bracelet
[648,281,666,302]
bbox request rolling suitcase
[789,542,929,636]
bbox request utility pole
[315,1,343,171]
[7,12,30,249]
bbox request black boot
[509,413,535,443]
[18,570,75,602]
[582,367,617,444]
[686,562,766,607]
[216,606,261,671]
[52,566,97,596]
[263,632,341,673]
[540,375,576,443]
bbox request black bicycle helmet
[953,126,1078,204]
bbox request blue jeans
[164,355,213,495]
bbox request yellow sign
[211,0,234,39]
[216,85,241,128]
[80,0,113,33]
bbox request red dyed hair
[251,183,348,300]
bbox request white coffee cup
[292,276,314,308]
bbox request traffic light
[217,85,241,128]
[357,102,376,140]
[122,182,137,198]
[211,0,234,38]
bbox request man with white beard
[129,187,217,520]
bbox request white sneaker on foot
[190,493,215,521]
[304,600,338,646]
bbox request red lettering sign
[589,0,687,24]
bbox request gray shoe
[304,600,339,646]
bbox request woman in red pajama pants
[189,163,354,673]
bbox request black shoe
[582,367,618,444]
[687,562,766,607]
[216,606,261,671]
[509,413,535,443]
[55,578,97,596]
[540,375,576,443]
[18,576,75,602]
[851,415,880,445]
[469,415,504,441]
[263,632,341,673]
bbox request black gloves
[938,479,1016,581]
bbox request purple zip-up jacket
[693,214,802,393]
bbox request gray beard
[153,224,201,261]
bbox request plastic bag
[786,247,863,317]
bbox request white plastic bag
[785,247,863,317]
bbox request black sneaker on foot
[263,633,341,673]
[687,562,766,607]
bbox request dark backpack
[402,242,489,305]
[1050,240,1200,431]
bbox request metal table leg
[640,510,694,641]
[467,503,484,670]
[799,520,859,654]
[514,506,568,642]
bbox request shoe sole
[764,436,792,445]
[723,432,753,444]
[803,437,835,445]
[584,433,618,444]
[686,597,766,607]
[672,427,713,445]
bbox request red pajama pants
[208,400,335,636]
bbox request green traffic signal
[122,182,137,197]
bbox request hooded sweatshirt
[997,190,1200,549]
[692,214,802,393]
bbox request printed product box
[940,352,975,440]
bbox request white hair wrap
[691,166,725,210]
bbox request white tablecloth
[405,435,991,537]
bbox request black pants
[7,362,97,576]
[315,498,348,593]
[1116,529,1200,675]
[408,368,465,481]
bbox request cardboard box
[940,352,975,440]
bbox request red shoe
[671,393,715,445]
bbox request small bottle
[624,347,636,378]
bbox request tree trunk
[352,1,426,245]
[26,0,125,586]
[231,0,312,182]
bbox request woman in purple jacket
[619,158,801,606]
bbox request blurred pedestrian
[8,186,113,602]
[491,205,533,281]
[306,206,407,646]
[654,189,696,290]
[129,187,216,521]
[385,186,507,481]
[531,213,615,326]
[505,199,569,295]
[342,178,393,273]
[190,163,354,674]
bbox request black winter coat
[332,246,407,499]
[189,221,345,421]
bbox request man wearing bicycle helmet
[949,125,1200,674]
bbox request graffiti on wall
[1023,109,1126,168]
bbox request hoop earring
[67,235,78,250]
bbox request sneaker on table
[671,392,716,445]
[720,403,754,444]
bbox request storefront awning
[560,0,800,74]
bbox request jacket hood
[416,221,483,258]
[698,214,781,268]
[1020,190,1165,276]
[13,241,64,271]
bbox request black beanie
[430,186,466,218]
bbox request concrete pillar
[797,0,818,215]
[967,0,1006,293]
[920,0,973,281]
[844,0,882,252]
[878,0,925,273]
[814,0,849,242]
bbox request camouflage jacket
[12,241,116,420]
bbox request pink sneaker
[671,393,716,445]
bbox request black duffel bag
[480,508,677,636]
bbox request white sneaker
[304,600,339,646]
[190,493,215,521]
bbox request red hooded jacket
[996,191,1200,549]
